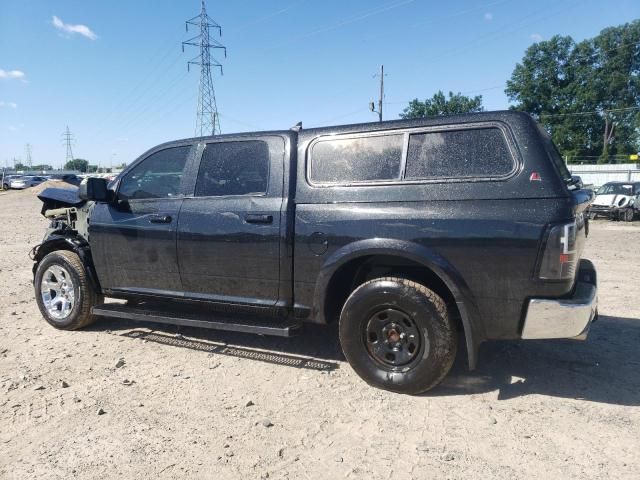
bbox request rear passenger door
[177,137,285,307]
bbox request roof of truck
[169,110,533,144]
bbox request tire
[622,208,634,222]
[34,250,103,330]
[2,183,8,190]
[339,277,457,394]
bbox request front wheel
[339,277,457,394]
[622,208,634,222]
[34,250,103,330]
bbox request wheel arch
[32,234,102,294]
[312,238,482,369]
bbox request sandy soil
[1,188,639,479]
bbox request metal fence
[568,163,640,187]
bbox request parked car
[31,111,597,394]
[10,175,47,189]
[48,173,81,186]
[588,181,640,222]
[2,175,22,190]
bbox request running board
[91,303,300,337]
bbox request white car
[589,181,640,222]
[9,176,47,189]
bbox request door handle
[149,214,172,224]
[245,214,273,224]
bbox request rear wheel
[34,250,103,330]
[339,277,457,394]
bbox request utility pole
[369,65,385,122]
[63,126,75,165]
[25,143,33,169]
[183,0,227,137]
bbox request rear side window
[405,128,514,179]
[119,146,191,200]
[195,141,269,197]
[310,134,403,184]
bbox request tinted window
[195,141,269,197]
[119,146,191,200]
[405,128,514,179]
[311,134,403,184]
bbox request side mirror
[78,177,111,202]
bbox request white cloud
[0,101,17,109]
[52,15,97,40]
[530,33,543,42]
[0,69,25,80]
[8,123,24,132]
[484,12,493,21]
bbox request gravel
[1,190,639,479]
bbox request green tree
[400,90,484,119]
[32,164,53,171]
[506,21,640,163]
[64,158,89,172]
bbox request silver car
[9,176,47,189]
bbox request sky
[0,0,638,169]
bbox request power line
[183,0,227,137]
[262,0,416,51]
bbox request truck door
[89,144,194,294]
[177,136,285,306]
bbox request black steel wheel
[365,308,423,369]
[339,277,457,394]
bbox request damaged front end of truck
[30,186,102,293]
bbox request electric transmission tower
[182,0,227,137]
[63,126,75,164]
[25,143,33,168]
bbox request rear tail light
[539,221,579,280]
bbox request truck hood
[37,186,85,216]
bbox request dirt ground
[1,188,639,480]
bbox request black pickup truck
[32,111,597,394]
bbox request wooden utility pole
[370,64,386,122]
[603,113,616,163]
[377,64,384,122]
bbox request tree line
[401,20,639,164]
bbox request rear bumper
[521,259,597,340]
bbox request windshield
[598,183,634,195]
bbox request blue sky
[1,0,638,169]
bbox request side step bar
[92,303,301,337]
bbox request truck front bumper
[521,259,598,340]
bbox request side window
[194,140,269,197]
[310,134,403,184]
[119,146,191,200]
[405,128,514,179]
